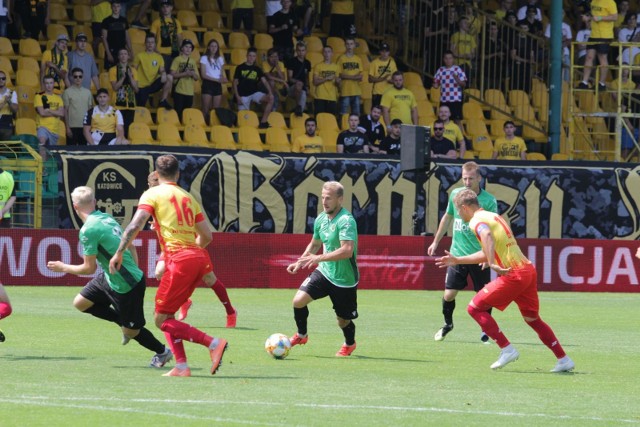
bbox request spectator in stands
[133,33,173,110]
[369,43,397,108]
[575,19,592,66]
[91,0,112,55]
[41,34,69,93]
[509,21,535,93]
[435,105,466,158]
[122,0,152,30]
[292,117,323,153]
[516,0,541,22]
[618,11,640,42]
[433,50,466,125]
[359,105,385,153]
[336,114,369,153]
[35,76,65,161]
[0,0,11,38]
[263,47,288,112]
[233,47,274,129]
[495,0,515,21]
[337,37,364,116]
[492,121,526,160]
[502,10,519,48]
[0,71,17,141]
[83,88,129,145]
[430,119,457,159]
[265,0,282,28]
[615,0,629,30]
[109,48,138,137]
[150,0,182,73]
[286,41,312,117]
[329,0,356,38]
[378,118,402,155]
[67,33,101,92]
[312,45,340,115]
[269,0,301,60]
[63,68,94,146]
[544,10,572,81]
[102,0,132,70]
[232,0,254,32]
[519,5,543,37]
[423,0,450,87]
[0,168,15,228]
[608,65,637,159]
[578,0,618,90]
[200,39,227,124]
[170,39,200,119]
[483,20,505,89]
[20,0,48,40]
[296,0,315,36]
[450,16,476,85]
[380,71,418,131]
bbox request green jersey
[313,207,359,288]
[446,187,497,257]
[80,210,143,293]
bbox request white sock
[175,362,188,370]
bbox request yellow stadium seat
[472,135,493,153]
[202,12,227,32]
[17,57,40,76]
[198,0,220,11]
[174,0,196,10]
[73,4,93,24]
[210,125,237,149]
[16,70,39,88]
[47,24,69,42]
[526,152,547,161]
[318,129,339,153]
[203,31,227,50]
[465,88,482,103]
[129,122,155,145]
[230,48,248,65]
[303,35,323,53]
[403,72,423,87]
[49,3,74,26]
[485,88,507,107]
[254,33,273,51]
[267,111,288,130]
[289,112,310,129]
[133,106,156,129]
[15,118,37,135]
[156,108,183,129]
[316,112,340,132]
[238,126,265,151]
[508,89,532,108]
[326,37,346,55]
[489,119,506,139]
[462,102,484,121]
[0,56,14,78]
[266,127,291,152]
[183,124,210,147]
[0,37,17,59]
[306,51,324,68]
[19,38,42,58]
[237,109,260,128]
[156,123,183,145]
[229,32,251,50]
[477,150,493,159]
[462,151,475,159]
[551,153,569,161]
[355,38,370,57]
[465,119,490,140]
[182,108,206,127]
[407,85,428,102]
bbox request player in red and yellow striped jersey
[435,189,574,373]
[110,155,228,377]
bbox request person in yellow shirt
[578,0,618,90]
[35,76,65,160]
[313,45,340,115]
[380,71,418,129]
[368,42,397,107]
[292,117,323,153]
[133,33,173,109]
[170,39,200,119]
[40,34,69,93]
[109,48,139,138]
[492,121,527,160]
[450,16,476,85]
[262,47,288,112]
[337,37,363,116]
[433,105,466,158]
[150,0,183,73]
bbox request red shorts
[155,247,214,315]
[471,263,539,316]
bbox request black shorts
[440,101,463,121]
[202,79,223,96]
[300,269,358,320]
[445,264,490,292]
[80,272,147,329]
[587,37,612,55]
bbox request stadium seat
[202,12,227,32]
[306,51,324,68]
[289,112,310,129]
[462,102,484,121]
[508,90,532,108]
[0,37,17,59]
[484,89,507,108]
[326,37,346,55]
[303,35,323,53]
[49,3,74,27]
[551,153,569,161]
[0,56,14,78]
[174,0,196,10]
[254,33,274,51]
[318,129,339,153]
[15,118,37,135]
[464,88,482,103]
[237,110,260,128]
[229,32,251,50]
[16,85,37,119]
[403,72,423,87]
[407,85,428,102]
[266,127,291,152]
[178,10,207,37]
[355,38,370,57]
[230,48,248,65]
[16,70,39,88]
[128,122,155,145]
[19,38,42,58]
[316,112,340,132]
[238,126,265,151]
[156,108,183,129]
[489,119,506,139]
[267,111,288,130]
[198,0,220,11]
[17,57,40,76]
[465,119,490,140]
[429,87,440,107]
[526,152,547,161]
[73,4,93,24]
[182,108,206,128]
[203,31,227,50]
[183,124,210,147]
[133,106,156,129]
[47,24,69,42]
[462,151,475,159]
[156,123,183,145]
[210,125,237,149]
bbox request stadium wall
[1,229,638,292]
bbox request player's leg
[202,270,237,326]
[331,285,358,357]
[434,265,465,341]
[290,270,326,346]
[469,264,492,342]
[74,275,120,324]
[0,283,12,342]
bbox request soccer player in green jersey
[427,162,497,342]
[287,181,360,357]
[47,186,172,368]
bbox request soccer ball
[265,333,291,359]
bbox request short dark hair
[71,67,83,75]
[96,88,109,96]
[504,120,516,128]
[248,47,258,55]
[305,117,316,125]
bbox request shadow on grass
[311,354,433,363]
[0,354,86,361]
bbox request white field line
[1,396,638,424]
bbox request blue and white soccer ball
[265,333,291,359]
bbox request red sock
[467,304,510,348]
[0,302,12,319]
[526,318,566,358]
[163,331,187,364]
[160,318,213,348]
[211,280,235,315]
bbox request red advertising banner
[0,229,638,292]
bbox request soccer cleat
[0,329,5,342]
[225,309,237,328]
[149,347,174,368]
[162,366,191,377]
[336,342,357,357]
[434,324,453,341]
[176,299,193,322]
[490,346,520,369]
[480,332,490,344]
[289,333,309,347]
[121,334,131,345]
[551,356,575,373]
[209,339,228,375]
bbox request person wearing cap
[233,47,274,128]
[101,0,133,70]
[40,34,69,92]
[336,114,369,154]
[63,67,94,146]
[67,33,101,91]
[151,0,183,74]
[83,88,128,145]
[378,118,402,155]
[380,71,418,130]
[134,33,173,110]
[368,42,397,107]
[312,45,340,115]
[109,48,138,137]
[170,39,200,119]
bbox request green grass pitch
[0,287,638,426]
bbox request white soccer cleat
[434,324,453,341]
[490,346,520,369]
[551,356,575,373]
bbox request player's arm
[287,237,323,274]
[47,254,98,275]
[195,219,213,248]
[427,212,452,255]
[109,208,151,272]
[298,239,354,270]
